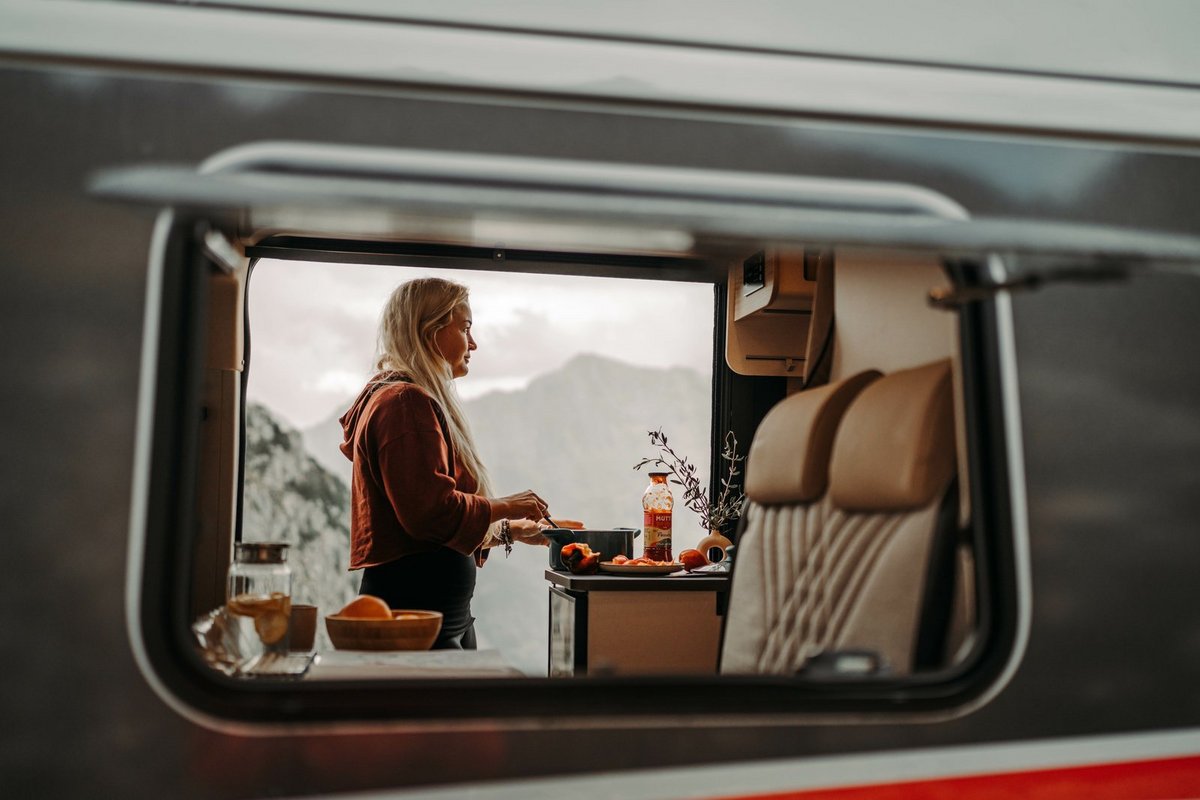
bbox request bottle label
[643,511,672,549]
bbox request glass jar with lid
[226,542,292,658]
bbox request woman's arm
[376,430,493,555]
[487,490,550,523]
[373,387,552,552]
[507,518,549,546]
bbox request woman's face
[432,303,476,379]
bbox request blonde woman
[339,277,553,649]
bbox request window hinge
[200,226,243,274]
[929,260,1130,309]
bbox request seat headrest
[829,359,955,512]
[745,370,882,505]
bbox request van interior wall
[829,250,954,380]
[191,263,247,619]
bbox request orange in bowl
[337,595,392,619]
[325,609,443,651]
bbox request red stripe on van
[713,754,1200,800]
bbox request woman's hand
[490,490,550,522]
[509,519,549,547]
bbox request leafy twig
[634,428,745,532]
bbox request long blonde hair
[374,277,493,499]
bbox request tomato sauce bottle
[642,472,673,562]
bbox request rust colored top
[339,375,492,570]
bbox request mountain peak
[529,352,703,392]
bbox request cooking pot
[544,528,641,571]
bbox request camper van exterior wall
[2,1,1198,797]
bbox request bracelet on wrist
[499,518,513,557]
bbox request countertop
[305,649,524,679]
[545,569,730,592]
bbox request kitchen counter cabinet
[546,570,729,677]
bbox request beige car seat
[720,368,882,674]
[721,359,959,676]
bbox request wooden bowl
[324,610,443,651]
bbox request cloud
[246,259,714,428]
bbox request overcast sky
[246,259,715,430]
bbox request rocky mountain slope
[242,404,358,651]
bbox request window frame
[125,210,1028,731]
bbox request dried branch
[633,428,745,532]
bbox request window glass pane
[244,259,714,671]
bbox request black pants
[359,548,477,650]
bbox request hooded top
[339,374,492,569]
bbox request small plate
[598,562,684,575]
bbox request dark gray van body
[2,2,1198,797]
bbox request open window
[242,258,716,673]
[104,142,1200,728]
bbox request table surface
[304,649,525,679]
[545,568,730,592]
